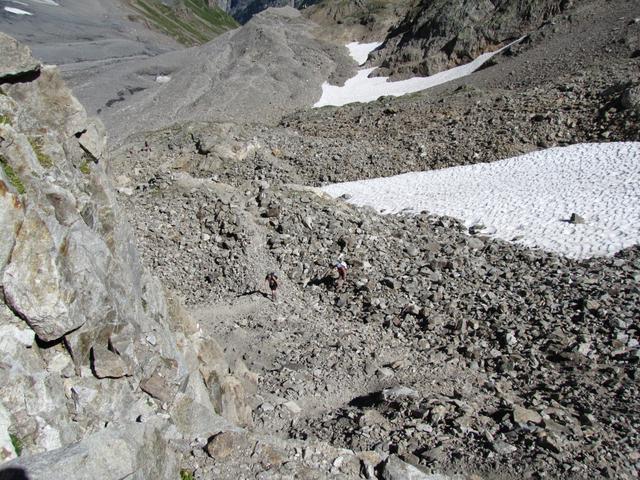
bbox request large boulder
[0,422,179,480]
[0,33,39,80]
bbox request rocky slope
[103,0,638,478]
[74,7,355,144]
[1,0,639,478]
[213,0,319,23]
[302,0,416,43]
[370,0,574,78]
[0,34,257,478]
[0,0,180,68]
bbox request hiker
[265,271,278,301]
[335,260,348,289]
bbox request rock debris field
[105,3,640,475]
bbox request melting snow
[322,142,640,259]
[315,39,522,108]
[4,6,33,14]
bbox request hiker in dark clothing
[265,272,278,301]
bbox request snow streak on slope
[315,39,523,107]
[322,143,640,259]
[4,6,33,14]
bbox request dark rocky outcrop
[213,0,320,23]
[303,0,416,43]
[371,0,573,78]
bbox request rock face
[213,0,319,23]
[303,0,416,43]
[0,34,254,477]
[371,0,572,78]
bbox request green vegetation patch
[79,159,91,175]
[0,114,11,126]
[0,155,26,194]
[180,470,194,480]
[9,434,23,456]
[129,0,238,46]
[29,137,54,168]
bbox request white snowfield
[315,39,522,108]
[322,142,640,260]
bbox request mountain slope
[303,0,417,43]
[212,0,319,23]
[371,0,573,78]
[126,0,239,46]
[80,7,355,143]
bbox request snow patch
[155,75,171,84]
[315,38,523,108]
[4,6,33,14]
[322,143,640,260]
[346,41,382,66]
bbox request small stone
[569,213,585,224]
[283,400,302,415]
[492,440,517,455]
[513,405,542,425]
[205,431,246,460]
[382,386,419,402]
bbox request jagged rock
[0,32,39,80]
[512,405,542,426]
[620,84,640,113]
[140,372,176,404]
[0,174,24,275]
[492,440,518,455]
[91,345,131,379]
[0,402,17,463]
[569,213,585,224]
[205,430,249,460]
[0,34,255,470]
[382,386,419,402]
[77,120,107,160]
[217,375,253,427]
[283,400,302,415]
[0,422,179,479]
[382,455,458,480]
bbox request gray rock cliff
[0,32,253,477]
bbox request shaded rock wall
[0,33,254,476]
[371,0,572,78]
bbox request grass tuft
[29,137,54,168]
[180,469,194,480]
[0,114,11,125]
[79,159,91,175]
[0,155,26,194]
[9,433,23,456]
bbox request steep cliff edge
[0,33,254,477]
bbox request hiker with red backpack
[335,260,348,290]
